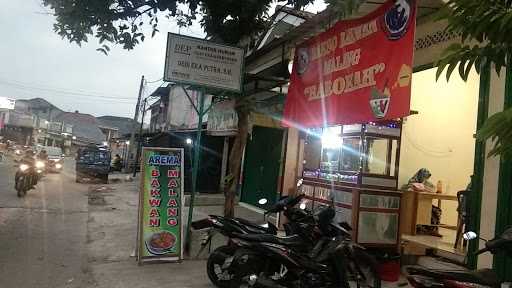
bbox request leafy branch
[435,0,512,158]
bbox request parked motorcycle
[228,205,381,288]
[191,196,302,287]
[193,193,381,288]
[407,227,512,287]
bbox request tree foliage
[436,0,512,81]
[436,0,512,158]
[325,0,365,18]
[477,107,512,158]
[42,0,315,49]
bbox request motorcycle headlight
[15,150,21,155]
[55,163,62,169]
[36,161,45,168]
[19,164,29,171]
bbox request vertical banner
[138,147,184,263]
[284,0,417,127]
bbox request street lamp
[125,141,130,146]
[72,136,77,140]
[185,138,194,178]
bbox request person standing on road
[112,154,123,172]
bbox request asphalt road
[0,156,91,288]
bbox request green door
[241,126,284,209]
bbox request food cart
[301,121,402,248]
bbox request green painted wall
[493,64,512,280]
[467,65,490,269]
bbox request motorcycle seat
[235,233,303,247]
[234,217,276,234]
[407,266,500,286]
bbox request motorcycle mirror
[463,231,478,241]
[299,203,306,210]
[258,198,268,205]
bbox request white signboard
[0,97,15,110]
[167,87,212,129]
[164,33,244,92]
[207,100,238,136]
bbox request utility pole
[128,75,145,172]
[185,88,206,253]
[133,99,147,177]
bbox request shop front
[296,64,481,255]
[242,0,509,274]
[282,0,417,251]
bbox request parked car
[75,146,111,183]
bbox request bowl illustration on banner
[145,231,177,255]
[370,86,391,119]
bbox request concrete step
[185,194,225,206]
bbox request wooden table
[401,190,458,236]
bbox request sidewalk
[85,177,413,288]
[85,177,259,288]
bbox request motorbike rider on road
[15,150,36,187]
[20,149,35,165]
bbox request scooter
[407,227,512,287]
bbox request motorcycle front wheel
[207,245,237,288]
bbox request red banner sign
[283,0,416,127]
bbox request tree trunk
[223,102,250,217]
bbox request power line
[0,77,129,97]
[146,77,163,84]
[8,89,136,105]
[0,78,135,100]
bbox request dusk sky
[0,1,326,118]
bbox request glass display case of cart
[301,121,402,248]
[303,121,402,190]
